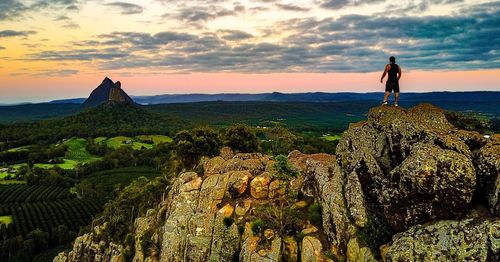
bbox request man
[380,56,402,107]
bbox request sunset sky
[0,0,499,103]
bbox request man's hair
[389,56,396,63]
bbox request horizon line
[1,90,499,106]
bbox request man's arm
[398,66,402,80]
[380,64,390,83]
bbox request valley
[0,79,497,261]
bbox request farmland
[0,184,104,243]
[95,135,172,150]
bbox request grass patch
[136,135,172,144]
[33,138,101,169]
[0,171,10,179]
[97,135,172,150]
[321,134,341,142]
[34,159,78,169]
[0,215,13,225]
[64,138,101,163]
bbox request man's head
[389,56,396,64]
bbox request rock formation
[83,77,134,107]
[55,104,499,262]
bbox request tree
[221,124,259,152]
[265,125,300,155]
[173,128,221,169]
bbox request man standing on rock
[380,56,402,107]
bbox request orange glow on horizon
[0,69,498,103]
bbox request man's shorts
[386,78,400,93]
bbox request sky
[0,0,499,103]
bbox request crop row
[1,198,103,238]
[0,185,74,204]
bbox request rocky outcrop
[336,104,480,232]
[475,134,500,216]
[83,77,134,107]
[53,225,125,262]
[382,216,499,261]
[55,104,499,262]
[290,151,354,257]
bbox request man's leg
[394,92,399,105]
[383,91,390,102]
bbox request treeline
[170,124,338,172]
[0,103,187,151]
[13,143,171,188]
[0,144,67,165]
[444,111,499,134]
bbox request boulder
[299,151,353,256]
[220,146,234,160]
[250,173,271,199]
[235,199,252,216]
[336,104,479,232]
[227,170,251,197]
[383,217,500,262]
[346,237,377,262]
[208,210,240,261]
[301,236,325,262]
[475,134,500,216]
[382,143,476,231]
[203,156,227,175]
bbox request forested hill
[0,103,186,150]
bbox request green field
[64,138,102,163]
[0,164,26,179]
[96,135,172,150]
[0,215,13,225]
[1,136,169,176]
[321,134,342,141]
[136,135,173,144]
[34,138,101,169]
[0,171,10,179]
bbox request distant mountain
[51,91,500,105]
[82,77,134,107]
[49,98,86,104]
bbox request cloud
[30,0,81,10]
[319,0,386,10]
[54,15,80,29]
[275,3,310,12]
[22,1,500,73]
[0,30,37,38]
[0,0,27,20]
[11,69,80,77]
[105,2,143,15]
[218,30,253,41]
[0,0,82,21]
[28,48,128,61]
[43,69,79,76]
[162,5,244,26]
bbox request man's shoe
[394,103,399,107]
[382,101,388,105]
